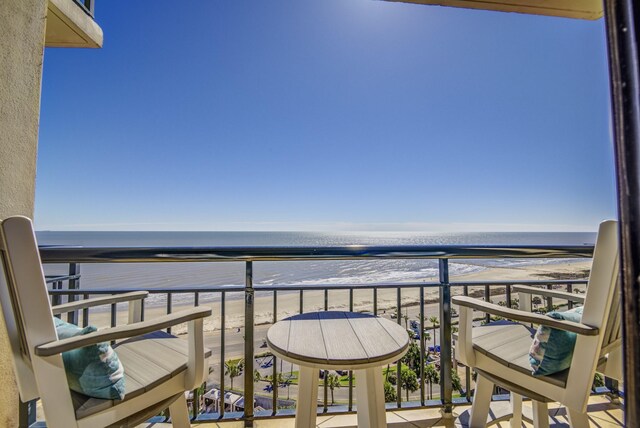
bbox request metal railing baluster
[419,285,425,405]
[348,288,354,411]
[323,289,328,413]
[82,293,89,327]
[484,284,491,324]
[373,288,378,315]
[244,262,255,427]
[220,292,226,418]
[439,259,453,415]
[166,293,173,334]
[396,287,402,408]
[272,290,278,415]
[463,285,471,402]
[67,263,80,324]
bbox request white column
[355,367,387,428]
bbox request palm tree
[400,366,419,402]
[225,359,244,390]
[325,373,341,405]
[423,363,439,400]
[402,341,421,372]
[451,370,464,396]
[429,316,439,350]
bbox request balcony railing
[32,243,620,426]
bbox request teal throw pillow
[529,306,583,376]
[53,317,125,400]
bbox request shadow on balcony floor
[135,395,623,427]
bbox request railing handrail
[45,278,589,296]
[39,243,594,263]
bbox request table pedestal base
[295,366,388,428]
[355,368,387,428]
[296,366,319,428]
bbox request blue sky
[35,0,615,232]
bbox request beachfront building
[0,0,102,425]
[1,0,639,427]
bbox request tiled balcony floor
[137,395,623,427]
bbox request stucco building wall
[0,0,48,425]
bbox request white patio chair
[0,216,212,427]
[453,220,622,428]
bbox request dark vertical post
[505,284,512,309]
[82,293,89,327]
[52,281,61,309]
[18,400,35,428]
[396,287,402,407]
[323,289,328,412]
[483,285,491,324]
[604,0,640,425]
[546,284,553,311]
[273,290,278,415]
[606,377,621,403]
[166,293,173,334]
[110,302,117,346]
[220,292,226,418]
[67,263,80,324]
[373,288,378,315]
[349,283,356,410]
[419,286,425,405]
[439,259,453,415]
[464,285,470,401]
[567,283,574,310]
[110,303,116,327]
[244,262,255,427]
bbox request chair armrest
[51,291,149,315]
[512,284,585,304]
[452,296,598,336]
[35,306,212,356]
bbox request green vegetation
[224,359,244,390]
[325,373,341,404]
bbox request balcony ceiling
[46,0,103,48]
[386,0,603,20]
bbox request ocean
[37,231,595,298]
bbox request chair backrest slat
[601,279,621,351]
[0,216,58,401]
[565,220,619,410]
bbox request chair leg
[567,407,590,427]
[470,374,494,428]
[510,392,523,428]
[531,401,549,428]
[169,394,191,428]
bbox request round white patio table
[266,311,409,428]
